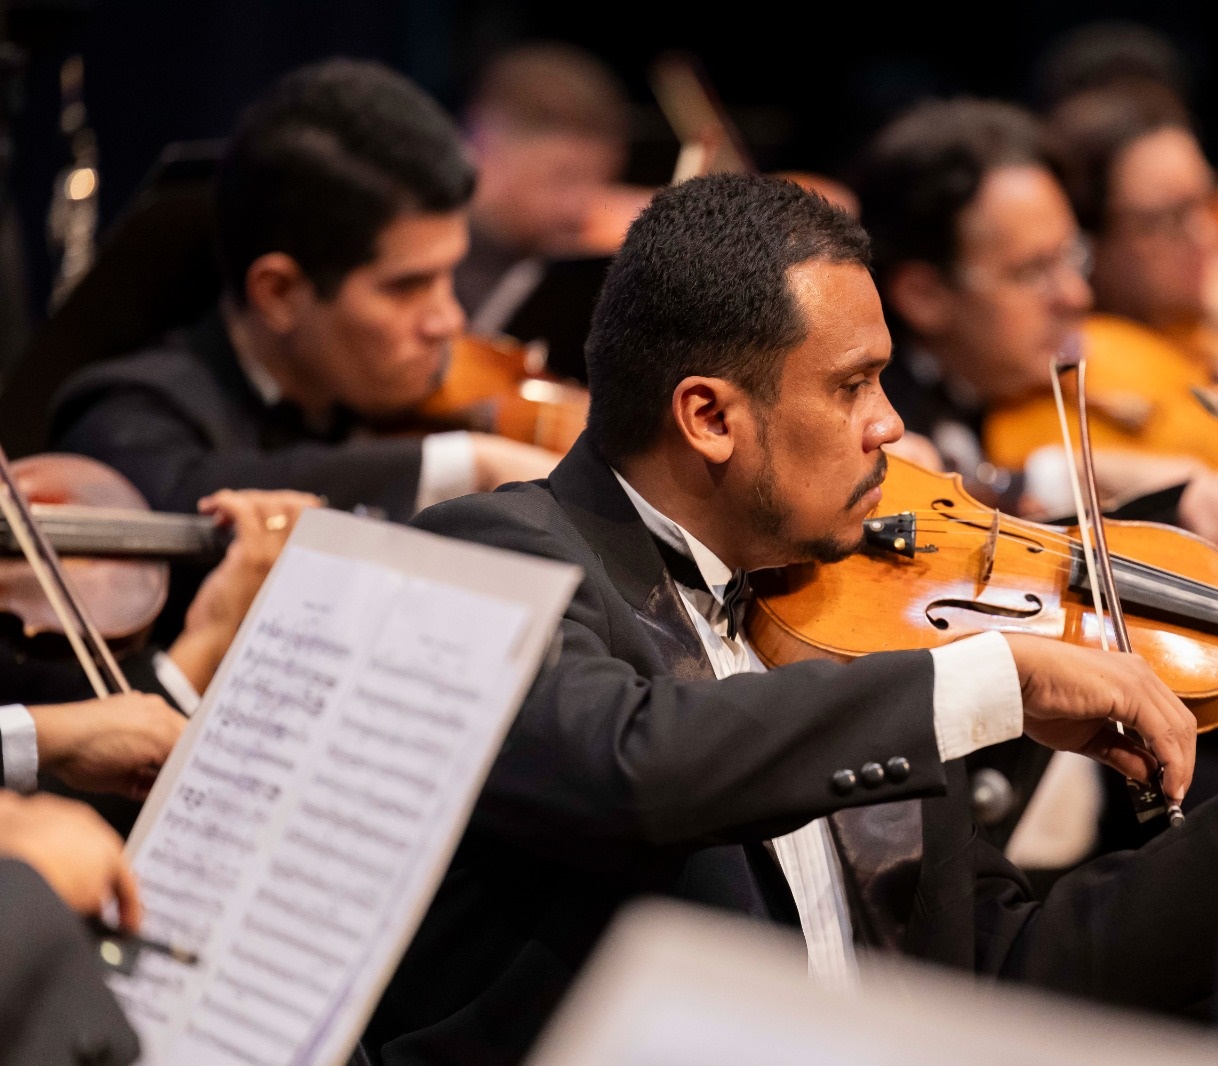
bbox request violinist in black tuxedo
[49,58,559,559]
[362,173,1218,1066]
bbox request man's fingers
[1127,684,1195,804]
[1092,686,1194,804]
[113,859,143,932]
[1078,728,1158,785]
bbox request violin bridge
[979,510,999,583]
[863,512,933,559]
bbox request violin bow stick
[648,51,754,183]
[0,442,130,696]
[1050,342,1184,828]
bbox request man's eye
[384,277,428,295]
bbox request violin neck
[1068,544,1218,628]
[0,505,229,562]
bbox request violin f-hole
[926,593,1043,631]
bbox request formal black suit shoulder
[365,435,948,1064]
[47,310,425,522]
[0,858,139,1066]
[370,435,1218,1064]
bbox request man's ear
[887,261,954,336]
[244,253,312,334]
[671,376,746,464]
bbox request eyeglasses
[1107,188,1217,242]
[956,234,1094,298]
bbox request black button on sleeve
[831,769,857,794]
[885,756,911,782]
[860,761,885,787]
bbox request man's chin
[790,532,865,567]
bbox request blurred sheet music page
[527,898,1218,1066]
[112,507,581,1066]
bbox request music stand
[0,139,224,458]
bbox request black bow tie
[652,536,752,640]
[262,400,359,447]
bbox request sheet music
[110,508,581,1066]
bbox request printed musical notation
[112,510,580,1066]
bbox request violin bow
[0,441,130,697]
[648,51,754,183]
[1050,339,1184,827]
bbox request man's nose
[421,277,466,339]
[867,395,905,452]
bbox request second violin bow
[1051,341,1183,827]
[0,440,130,697]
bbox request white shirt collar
[612,469,736,607]
[233,342,283,406]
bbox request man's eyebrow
[840,353,891,376]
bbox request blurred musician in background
[978,80,1218,484]
[47,57,561,540]
[455,40,634,326]
[851,93,1218,872]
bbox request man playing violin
[1,486,319,830]
[47,58,561,563]
[850,94,1218,868]
[362,172,1218,1066]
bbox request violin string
[884,510,1218,596]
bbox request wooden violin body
[0,453,224,651]
[400,333,589,454]
[984,314,1218,473]
[747,454,1218,731]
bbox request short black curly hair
[584,172,871,465]
[216,57,477,303]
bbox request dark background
[2,0,1215,331]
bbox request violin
[746,452,1218,733]
[0,452,226,658]
[392,332,590,454]
[984,315,1218,475]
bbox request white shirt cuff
[0,704,39,793]
[929,632,1024,761]
[153,651,201,717]
[416,431,477,511]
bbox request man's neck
[222,299,325,417]
[616,451,749,572]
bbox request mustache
[845,453,888,510]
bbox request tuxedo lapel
[549,434,713,681]
[547,435,798,923]
[828,801,923,952]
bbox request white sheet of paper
[527,899,1218,1066]
[110,508,581,1066]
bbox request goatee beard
[750,449,887,566]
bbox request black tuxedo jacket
[0,858,140,1066]
[366,434,1218,1065]
[48,310,429,642]
[48,311,426,523]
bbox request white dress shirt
[613,472,1024,988]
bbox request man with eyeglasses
[978,82,1218,509]
[850,93,1218,881]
